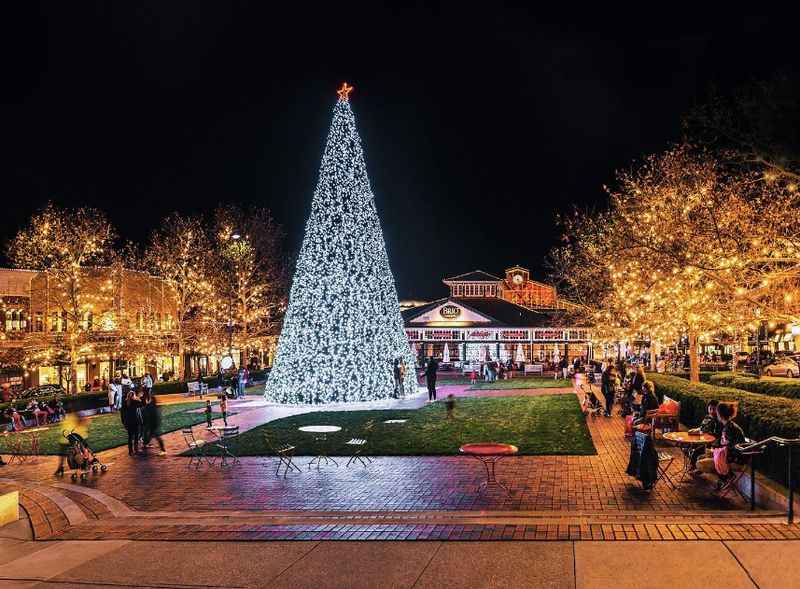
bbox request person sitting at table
[33,401,49,426]
[688,400,721,472]
[632,380,659,427]
[696,402,746,488]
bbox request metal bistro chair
[719,439,767,502]
[263,430,301,477]
[214,425,241,468]
[182,427,214,468]
[656,450,677,490]
[344,419,376,468]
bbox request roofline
[442,269,502,282]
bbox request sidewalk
[0,535,793,588]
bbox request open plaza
[4,6,800,588]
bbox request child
[445,394,456,419]
[219,395,228,426]
[204,400,213,428]
[470,367,477,385]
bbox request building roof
[442,270,502,283]
[401,296,565,328]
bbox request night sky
[4,4,798,300]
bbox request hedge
[649,374,800,488]
[707,373,800,401]
[666,371,717,383]
[1,391,108,421]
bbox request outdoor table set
[662,431,716,482]
[206,425,241,467]
[298,425,342,468]
[0,427,47,465]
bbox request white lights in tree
[264,83,417,404]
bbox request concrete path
[0,537,794,588]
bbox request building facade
[402,266,591,366]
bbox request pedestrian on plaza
[142,372,153,397]
[204,399,213,427]
[107,380,116,412]
[445,393,456,419]
[601,365,616,417]
[237,367,247,398]
[55,411,89,476]
[393,358,405,399]
[559,357,569,380]
[424,356,439,401]
[219,394,228,426]
[142,395,166,455]
[121,390,143,456]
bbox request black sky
[3,3,799,300]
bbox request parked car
[764,357,800,378]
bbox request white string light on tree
[264,83,416,404]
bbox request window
[61,311,68,332]
[50,312,58,332]
[35,312,43,332]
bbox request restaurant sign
[466,329,495,341]
[533,329,565,340]
[424,329,460,341]
[439,304,461,319]
[500,329,529,340]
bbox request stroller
[62,429,108,481]
[580,384,604,419]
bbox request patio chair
[344,420,376,468]
[263,430,301,477]
[182,427,214,468]
[655,450,676,489]
[718,439,766,502]
[213,425,241,468]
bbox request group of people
[119,383,165,456]
[3,397,65,431]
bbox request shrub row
[649,374,800,488]
[665,371,717,383]
[707,373,800,401]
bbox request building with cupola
[401,266,591,367]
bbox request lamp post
[226,232,241,369]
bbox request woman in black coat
[121,391,143,456]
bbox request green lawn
[202,394,595,457]
[0,402,226,455]
[468,377,573,390]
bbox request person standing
[121,391,143,456]
[107,380,116,412]
[219,394,229,426]
[393,358,405,399]
[237,367,246,398]
[142,372,153,397]
[601,365,616,417]
[424,356,439,402]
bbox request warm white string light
[264,84,416,404]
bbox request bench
[186,382,209,398]
[524,364,543,375]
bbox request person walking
[237,367,247,398]
[424,356,439,402]
[107,380,116,413]
[142,395,166,455]
[142,372,153,397]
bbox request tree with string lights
[264,83,416,404]
[143,212,213,379]
[552,145,800,382]
[7,203,118,393]
[202,204,287,368]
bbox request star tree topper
[337,82,354,101]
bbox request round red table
[460,442,518,494]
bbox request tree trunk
[70,339,79,394]
[688,331,700,383]
[177,339,184,381]
[649,337,657,372]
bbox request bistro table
[383,419,407,424]
[460,442,519,495]
[206,425,241,466]
[663,431,716,482]
[1,427,48,465]
[298,425,342,468]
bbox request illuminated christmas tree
[264,83,417,404]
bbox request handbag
[712,446,730,476]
